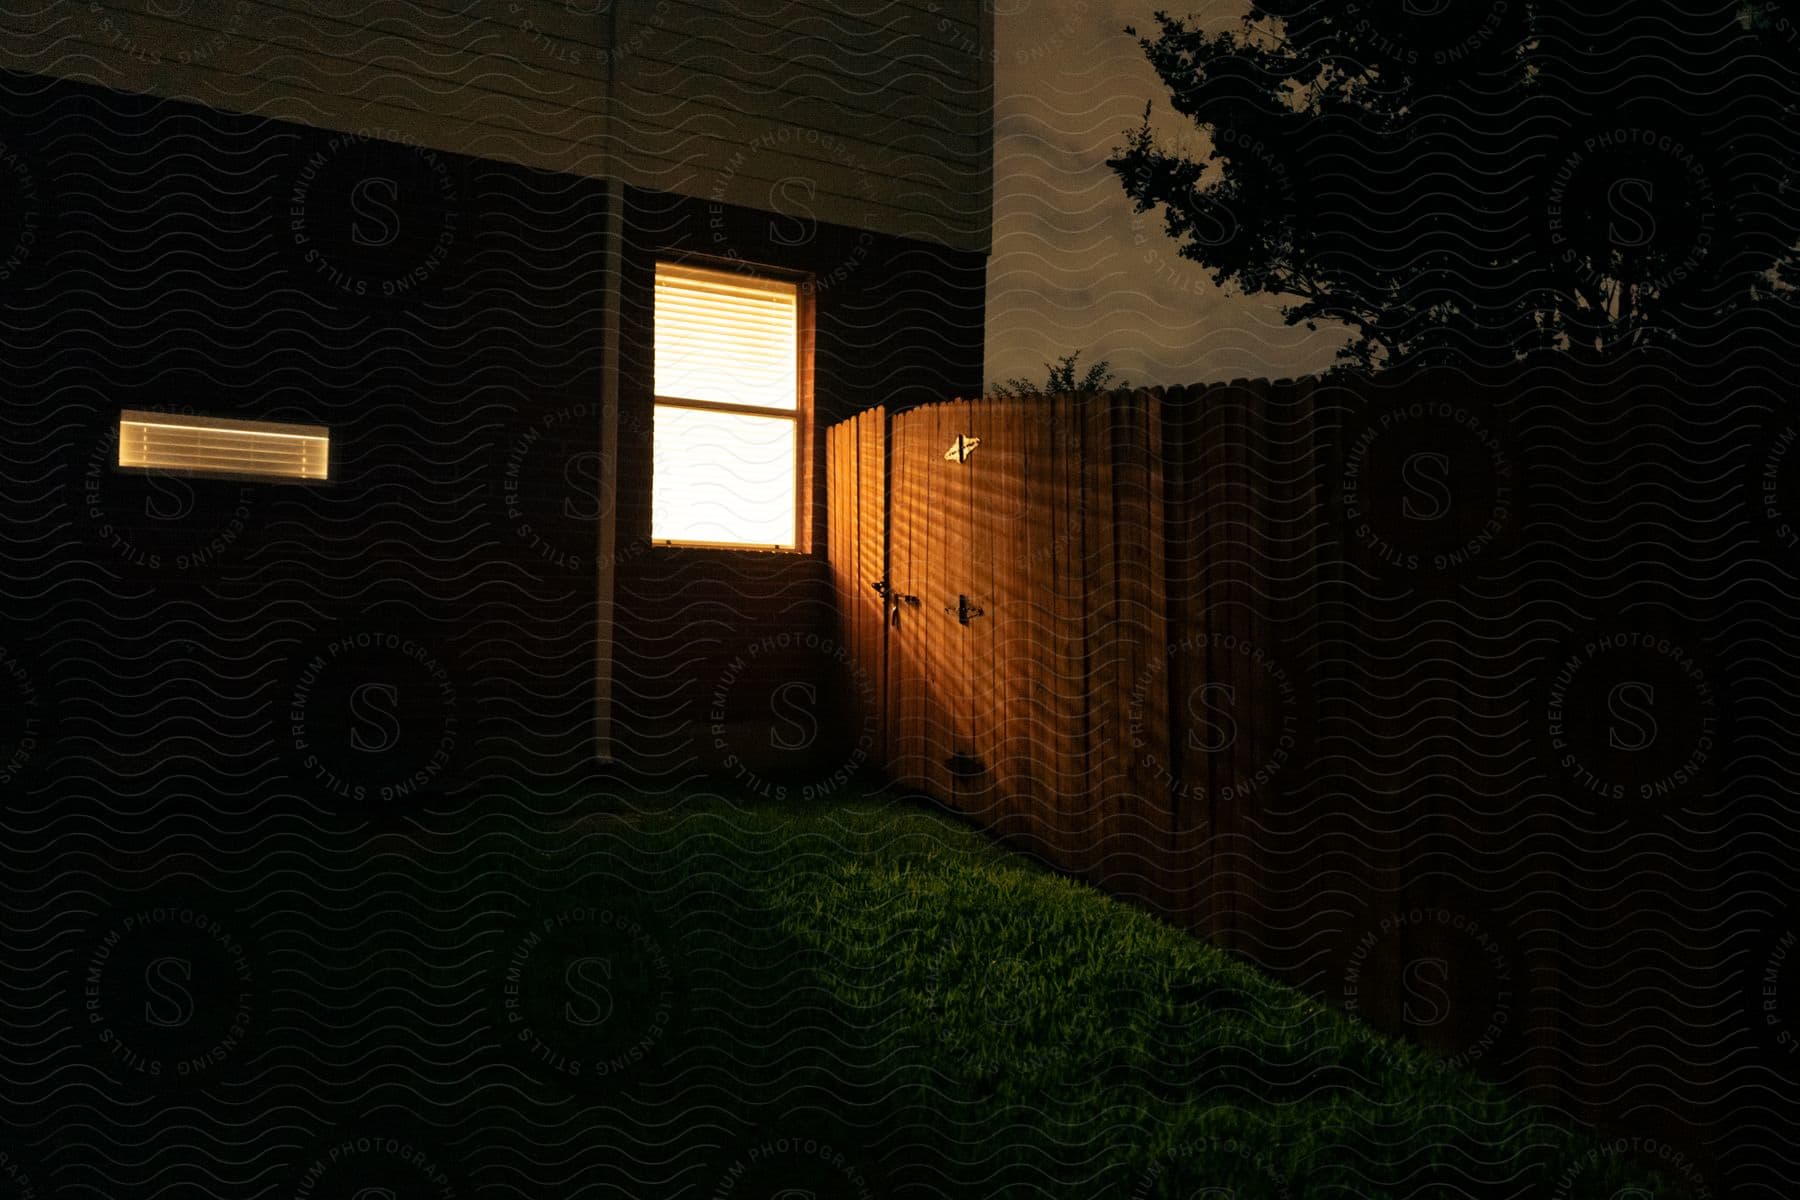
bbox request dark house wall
[0,71,609,817]
[0,71,986,813]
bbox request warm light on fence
[652,262,800,548]
[117,410,329,481]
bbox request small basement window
[652,262,800,549]
[117,410,329,480]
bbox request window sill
[650,539,807,555]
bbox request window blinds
[654,263,798,411]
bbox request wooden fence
[825,352,1790,1175]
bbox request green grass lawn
[502,786,1690,1199]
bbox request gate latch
[947,594,984,625]
[876,579,919,626]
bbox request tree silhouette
[1110,2,1800,372]
[989,351,1121,399]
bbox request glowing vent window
[117,410,329,481]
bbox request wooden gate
[884,399,1002,818]
[829,394,1176,907]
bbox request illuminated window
[653,263,800,548]
[117,410,329,480]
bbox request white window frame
[651,262,804,551]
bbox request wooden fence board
[1017,395,1054,857]
[1266,375,1318,984]
[1113,389,1169,911]
[861,407,888,750]
[963,397,1001,826]
[827,411,867,755]
[1207,383,1244,952]
[859,407,888,762]
[949,397,980,814]
[828,416,848,609]
[982,400,1008,835]
[1164,383,1211,934]
[1249,377,1285,963]
[1052,392,1088,874]
[920,401,954,805]
[886,407,923,788]
[828,413,850,732]
[1008,398,1037,846]
[1192,387,1228,940]
[1135,386,1177,916]
[907,404,930,788]
[1079,392,1111,882]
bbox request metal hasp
[946,593,984,625]
[875,579,919,626]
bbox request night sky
[986,2,1350,389]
